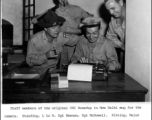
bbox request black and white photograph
[1,0,151,119]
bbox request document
[67,64,93,82]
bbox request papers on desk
[59,76,68,88]
[50,74,68,89]
[67,64,93,82]
[12,74,39,79]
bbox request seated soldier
[26,10,77,73]
[71,17,120,71]
[31,0,94,66]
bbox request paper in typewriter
[67,64,93,82]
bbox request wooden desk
[2,72,148,103]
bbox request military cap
[80,17,103,27]
[38,10,66,28]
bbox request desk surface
[49,73,147,93]
[3,72,148,103]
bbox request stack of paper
[50,74,68,89]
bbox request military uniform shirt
[26,31,80,72]
[71,35,121,71]
[106,17,125,50]
[56,3,92,33]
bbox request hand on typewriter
[79,57,89,63]
[95,60,108,66]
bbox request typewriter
[60,63,108,81]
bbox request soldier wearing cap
[26,10,76,73]
[104,0,125,72]
[71,17,120,71]
[31,0,94,66]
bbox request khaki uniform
[106,17,125,72]
[55,3,93,64]
[71,35,120,71]
[26,31,80,73]
[106,17,125,50]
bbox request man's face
[46,25,60,38]
[59,0,68,6]
[105,0,123,18]
[86,26,100,43]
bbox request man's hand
[46,50,55,58]
[54,49,61,55]
[79,57,89,63]
[46,50,61,59]
[31,10,48,24]
[95,60,108,66]
[31,17,38,24]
